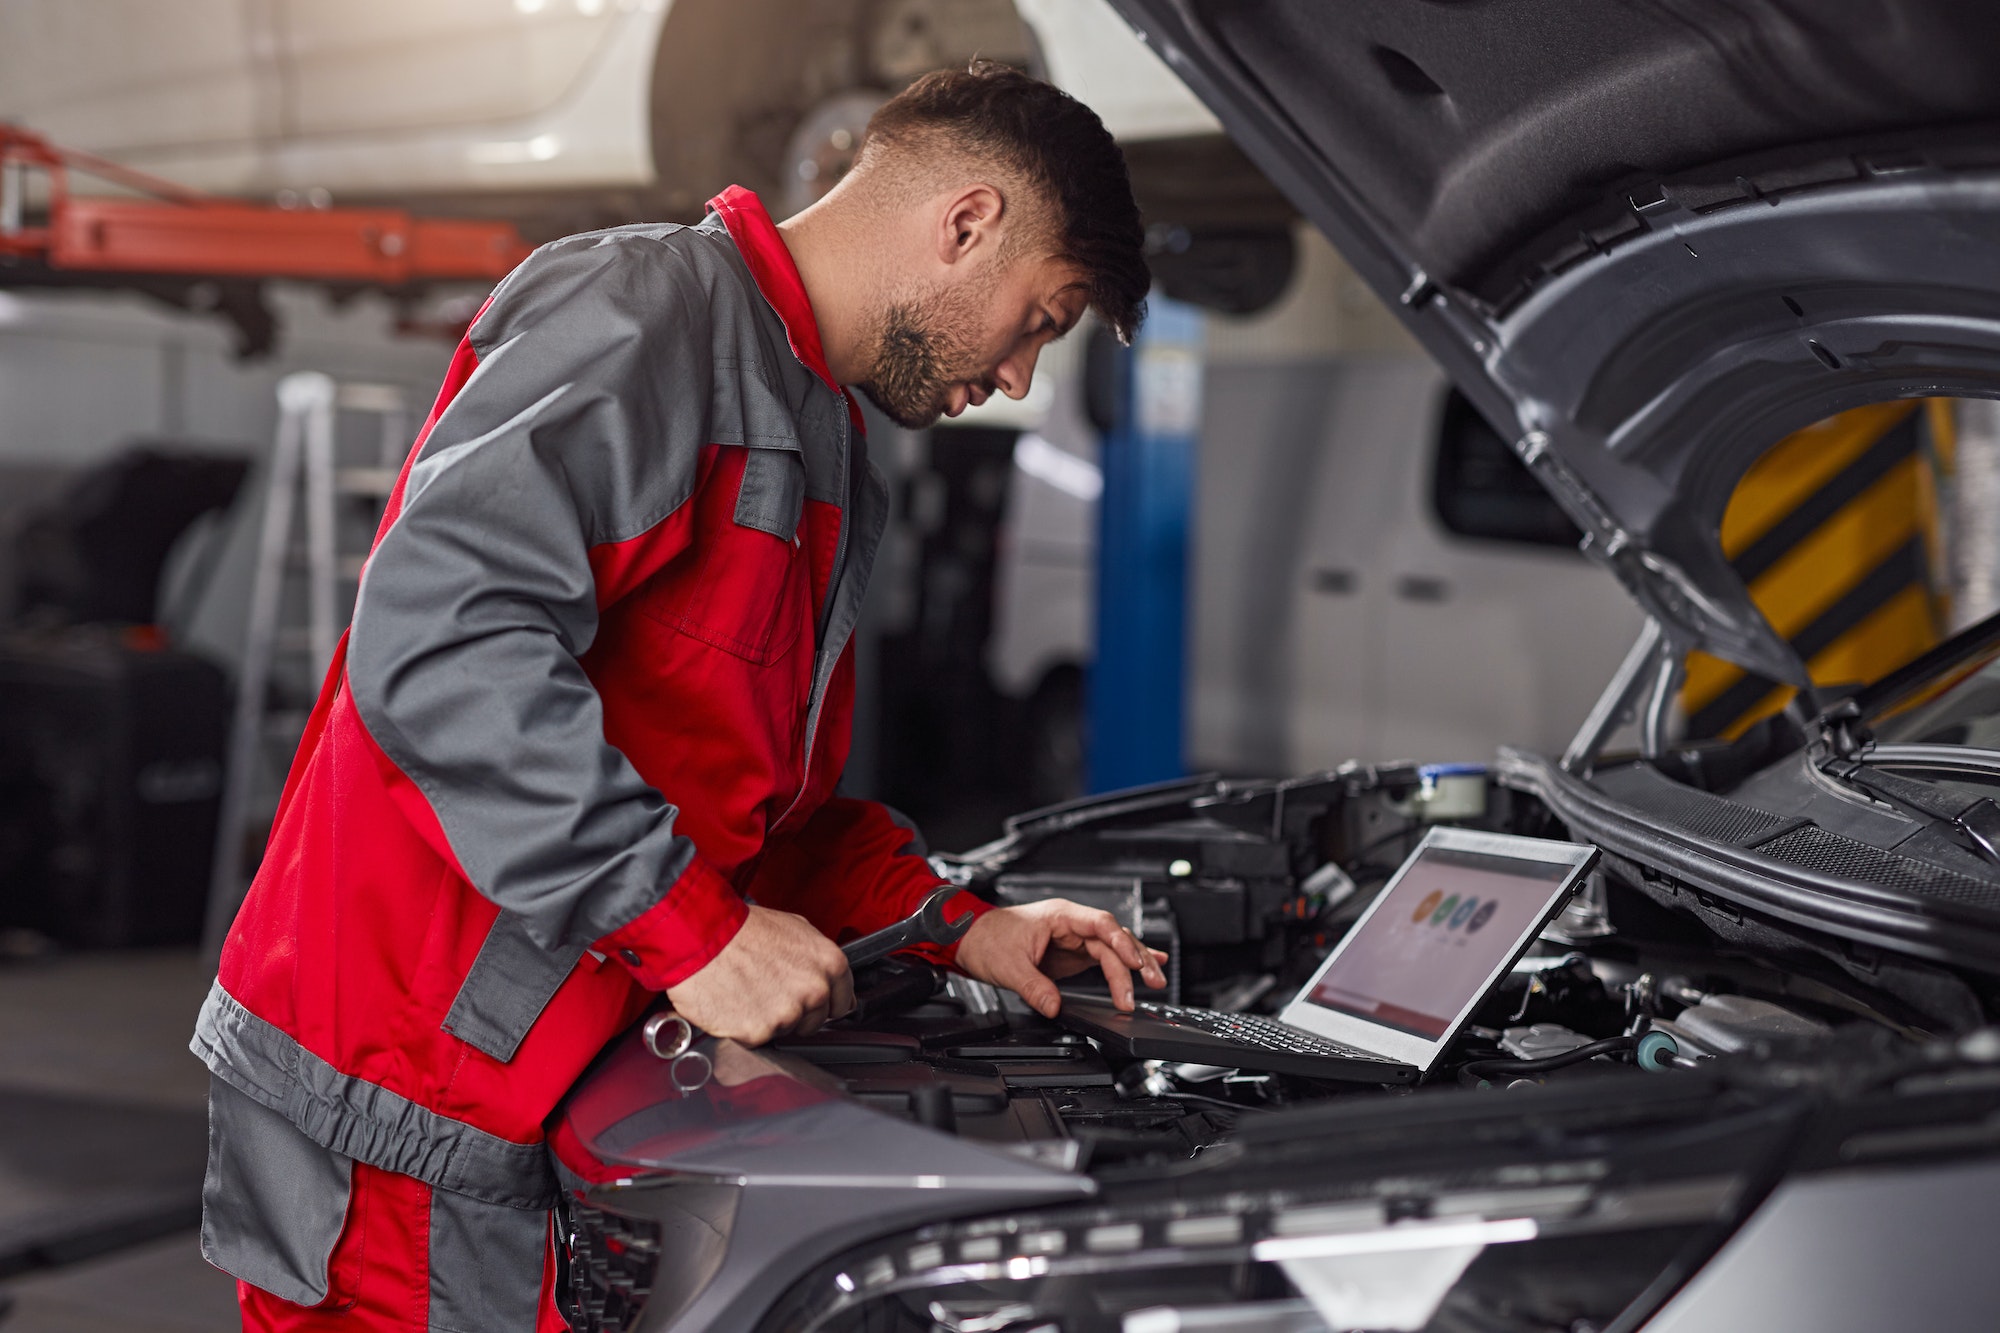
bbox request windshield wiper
[1818,752,2000,868]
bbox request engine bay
[556,757,2000,1333]
[769,758,1967,1178]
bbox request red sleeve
[745,797,991,967]
[596,855,749,990]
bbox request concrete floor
[0,950,239,1331]
[3,1231,239,1333]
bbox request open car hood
[1107,0,2000,684]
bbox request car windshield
[1870,635,2000,749]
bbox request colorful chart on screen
[1306,846,1569,1038]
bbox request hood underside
[1109,0,2000,684]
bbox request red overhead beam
[0,124,530,285]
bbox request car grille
[561,1200,662,1333]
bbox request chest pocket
[640,445,810,665]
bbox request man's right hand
[664,904,853,1045]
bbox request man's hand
[954,899,1168,1017]
[664,904,853,1044]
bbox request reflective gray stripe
[201,1075,353,1306]
[191,980,556,1210]
[733,444,807,540]
[442,913,593,1064]
[430,1186,549,1332]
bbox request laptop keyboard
[1135,1002,1396,1064]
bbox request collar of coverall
[707,185,863,429]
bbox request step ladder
[202,372,410,954]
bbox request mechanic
[190,62,1165,1332]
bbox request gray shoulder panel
[454,223,801,543]
[348,225,793,953]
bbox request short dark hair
[865,60,1149,343]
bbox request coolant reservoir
[1390,764,1489,822]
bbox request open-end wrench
[641,888,973,1062]
[842,887,975,969]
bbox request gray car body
[1106,0,2000,691]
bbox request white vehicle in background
[0,0,1199,234]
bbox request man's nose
[994,342,1042,401]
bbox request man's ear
[935,183,1005,266]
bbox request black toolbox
[0,630,227,947]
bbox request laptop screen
[1295,835,1587,1043]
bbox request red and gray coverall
[191,186,990,1330]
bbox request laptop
[1057,827,1600,1083]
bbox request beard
[853,278,995,429]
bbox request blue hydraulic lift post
[1087,293,1204,792]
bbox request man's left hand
[953,899,1168,1017]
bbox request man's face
[855,249,1086,430]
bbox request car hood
[1107,0,2000,685]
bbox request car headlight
[756,1167,1743,1333]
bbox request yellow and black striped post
[1681,400,1948,740]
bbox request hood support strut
[1563,619,1685,774]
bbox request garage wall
[0,285,456,462]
